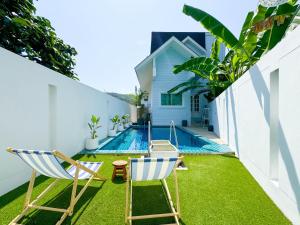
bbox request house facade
[135,32,225,126]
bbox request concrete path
[183,126,225,145]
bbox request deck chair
[6,148,106,225]
[125,157,182,225]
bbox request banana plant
[110,115,120,130]
[88,115,101,139]
[169,2,300,100]
[121,114,129,126]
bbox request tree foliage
[0,0,78,80]
[170,2,300,101]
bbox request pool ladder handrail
[170,120,179,149]
[147,121,151,156]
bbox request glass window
[161,93,182,106]
[161,94,171,105]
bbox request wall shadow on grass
[0,175,49,210]
[19,180,105,225]
[131,184,177,225]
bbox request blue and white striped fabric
[130,157,178,181]
[67,161,102,179]
[12,149,101,180]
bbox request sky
[35,0,258,94]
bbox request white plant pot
[85,138,99,150]
[118,124,124,132]
[109,129,117,137]
[125,123,130,128]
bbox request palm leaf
[267,3,299,50]
[183,5,241,51]
[239,11,255,43]
[168,77,200,93]
[251,2,299,59]
[174,85,206,95]
[210,39,221,61]
[173,57,220,77]
[241,6,273,59]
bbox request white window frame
[160,92,184,108]
[191,95,200,112]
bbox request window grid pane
[171,94,182,105]
[161,93,182,106]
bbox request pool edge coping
[80,125,234,155]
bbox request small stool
[112,160,127,181]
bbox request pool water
[99,126,231,154]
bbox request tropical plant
[170,2,300,101]
[291,8,300,29]
[0,0,78,80]
[88,115,101,139]
[133,86,146,107]
[121,114,129,125]
[110,115,120,130]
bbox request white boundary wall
[0,47,136,195]
[210,27,300,224]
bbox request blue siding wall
[151,46,193,126]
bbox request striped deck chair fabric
[11,149,102,180]
[130,157,178,181]
[126,157,181,225]
[67,161,102,179]
[7,148,105,225]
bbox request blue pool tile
[81,126,233,155]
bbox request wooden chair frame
[6,148,106,225]
[125,157,183,225]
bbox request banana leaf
[183,5,241,51]
[239,11,255,43]
[241,6,273,58]
[210,39,221,61]
[172,85,206,95]
[267,4,299,50]
[173,57,220,76]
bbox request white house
[135,32,225,126]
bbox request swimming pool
[83,126,231,154]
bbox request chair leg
[69,167,79,216]
[125,173,129,224]
[174,169,180,218]
[162,179,180,225]
[129,180,133,225]
[24,170,36,209]
[56,210,70,225]
[9,161,105,225]
[8,170,36,225]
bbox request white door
[191,95,201,123]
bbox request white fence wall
[0,47,137,195]
[209,27,300,224]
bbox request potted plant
[122,114,130,128]
[85,115,101,150]
[109,115,120,136]
[118,115,124,132]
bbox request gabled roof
[135,36,198,71]
[150,32,206,53]
[135,36,199,91]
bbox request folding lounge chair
[6,148,106,225]
[125,157,182,225]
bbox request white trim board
[135,36,198,72]
[182,36,207,55]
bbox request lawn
[0,154,291,225]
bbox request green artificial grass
[0,154,291,225]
